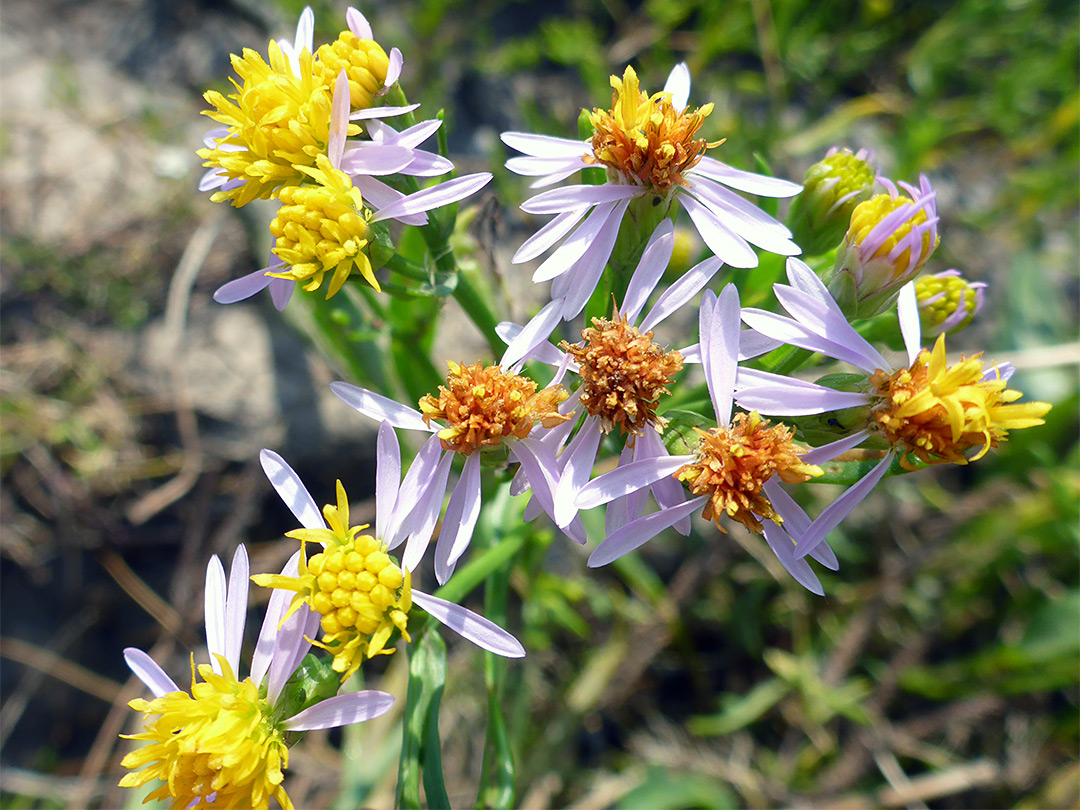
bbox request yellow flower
[120,657,290,810]
[252,481,411,683]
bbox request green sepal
[813,452,921,486]
[787,373,872,446]
[279,653,341,721]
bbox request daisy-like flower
[914,269,987,336]
[499,220,779,538]
[736,258,1052,562]
[330,363,574,583]
[826,175,939,319]
[253,450,525,682]
[501,63,801,331]
[120,545,395,810]
[573,285,852,595]
[212,70,491,306]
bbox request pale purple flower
[123,544,395,731]
[328,380,579,584]
[501,63,801,332]
[735,258,1016,562]
[259,447,526,658]
[572,284,846,595]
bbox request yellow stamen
[871,334,1051,468]
[314,32,391,111]
[585,66,722,193]
[674,412,821,534]
[119,657,291,810]
[418,362,569,456]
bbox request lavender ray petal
[800,428,874,466]
[124,648,179,698]
[692,158,802,197]
[683,185,799,256]
[734,373,871,416]
[690,175,796,233]
[370,173,492,223]
[639,430,690,534]
[204,555,227,674]
[622,220,675,323]
[223,545,249,674]
[530,167,591,188]
[350,103,421,121]
[588,497,707,567]
[328,71,350,169]
[339,144,416,176]
[663,62,691,110]
[199,168,228,192]
[795,453,893,560]
[267,603,315,705]
[575,455,694,510]
[285,691,396,731]
[260,449,325,531]
[772,286,889,370]
[532,201,616,282]
[213,269,273,304]
[434,453,482,584]
[509,438,559,517]
[703,284,741,424]
[521,184,641,215]
[739,309,882,373]
[500,131,592,158]
[553,417,602,528]
[386,48,403,86]
[739,328,783,361]
[268,277,294,311]
[897,281,922,366]
[640,256,723,333]
[500,299,564,369]
[762,521,825,596]
[680,193,759,268]
[251,551,301,687]
[512,206,590,264]
[411,590,526,657]
[384,435,446,549]
[330,382,429,431]
[346,7,373,38]
[400,450,454,573]
[506,155,588,178]
[558,199,631,319]
[375,421,401,543]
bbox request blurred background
[1,0,1077,807]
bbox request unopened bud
[826,175,940,319]
[915,270,986,336]
[787,148,876,257]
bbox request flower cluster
[118,10,1052,807]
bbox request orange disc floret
[871,334,1051,468]
[418,362,569,455]
[675,412,822,534]
[563,312,683,437]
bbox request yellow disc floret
[267,154,377,297]
[418,362,570,455]
[675,412,822,534]
[119,657,291,810]
[870,334,1052,468]
[252,482,411,683]
[198,41,359,208]
[313,31,391,111]
[586,66,722,193]
[562,312,683,437]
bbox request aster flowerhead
[827,175,940,319]
[914,269,987,336]
[255,448,527,662]
[736,258,1052,560]
[501,63,801,337]
[119,545,395,810]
